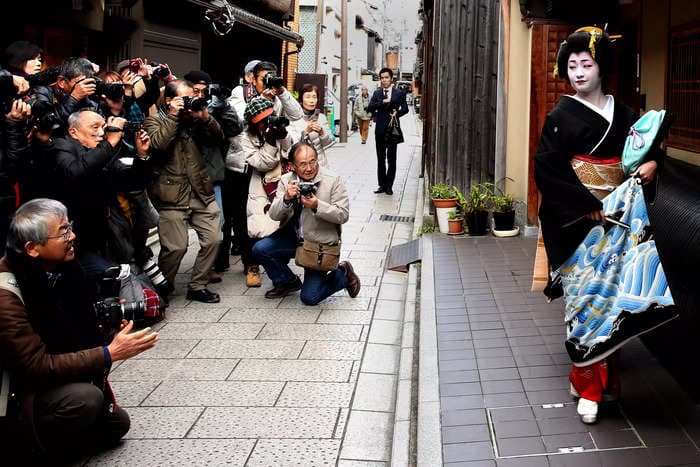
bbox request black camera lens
[182,96,209,112]
[267,115,290,128]
[263,74,284,89]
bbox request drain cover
[486,402,643,459]
[379,214,415,223]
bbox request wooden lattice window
[668,23,700,152]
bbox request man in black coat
[367,67,409,195]
[52,110,152,273]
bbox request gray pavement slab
[90,110,423,464]
[427,234,700,465]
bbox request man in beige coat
[254,142,360,304]
[144,80,224,303]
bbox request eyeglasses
[295,159,318,170]
[46,221,74,242]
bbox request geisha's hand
[631,160,658,185]
[585,209,606,224]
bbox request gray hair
[67,110,102,130]
[67,111,87,130]
[6,199,68,254]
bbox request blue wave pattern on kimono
[557,178,674,356]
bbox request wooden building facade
[419,0,502,192]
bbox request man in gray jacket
[254,142,360,304]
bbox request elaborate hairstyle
[555,27,615,84]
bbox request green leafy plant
[491,177,515,213]
[448,210,463,220]
[464,182,494,213]
[492,193,514,212]
[417,224,435,236]
[430,183,458,200]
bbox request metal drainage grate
[379,214,415,223]
[486,402,643,459]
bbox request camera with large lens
[28,100,61,134]
[94,266,146,331]
[149,61,171,79]
[262,73,284,89]
[93,78,125,101]
[267,114,289,130]
[298,181,317,197]
[123,121,143,133]
[182,95,209,112]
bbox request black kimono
[534,96,662,269]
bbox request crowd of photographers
[0,41,361,459]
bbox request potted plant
[447,210,464,235]
[491,180,519,237]
[431,183,459,233]
[492,193,515,230]
[464,182,493,236]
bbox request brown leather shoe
[264,277,302,299]
[246,265,261,288]
[340,261,361,298]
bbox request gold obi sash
[570,154,625,200]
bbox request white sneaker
[577,397,598,424]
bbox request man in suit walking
[368,67,409,195]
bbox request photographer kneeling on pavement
[0,199,158,459]
[254,142,360,305]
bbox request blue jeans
[213,184,224,229]
[252,228,348,306]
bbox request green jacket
[144,112,224,209]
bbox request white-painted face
[567,51,602,95]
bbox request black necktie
[384,89,388,99]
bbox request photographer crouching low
[254,142,360,304]
[0,199,158,460]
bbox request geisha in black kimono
[534,28,675,424]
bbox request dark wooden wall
[421,0,501,193]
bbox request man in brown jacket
[0,199,157,459]
[144,80,225,303]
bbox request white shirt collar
[569,94,615,123]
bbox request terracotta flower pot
[432,197,458,209]
[448,217,464,235]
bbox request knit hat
[244,96,274,124]
[184,70,212,85]
[244,60,261,75]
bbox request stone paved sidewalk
[425,234,700,467]
[84,113,422,466]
